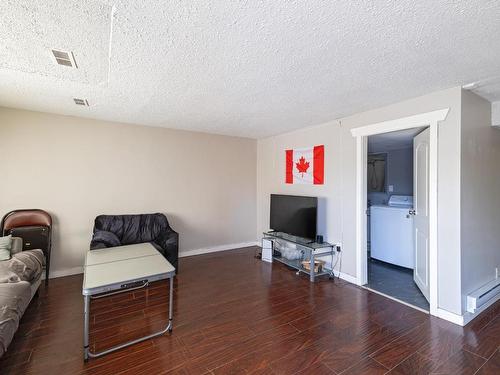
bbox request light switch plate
[388,185,394,192]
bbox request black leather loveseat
[90,213,179,271]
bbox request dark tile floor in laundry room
[365,258,430,311]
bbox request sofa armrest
[154,228,179,269]
[90,230,121,250]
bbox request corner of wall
[459,89,499,315]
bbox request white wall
[0,107,257,277]
[460,90,500,313]
[257,86,463,314]
[368,147,413,206]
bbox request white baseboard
[317,252,359,285]
[462,292,500,326]
[43,242,259,280]
[435,308,464,326]
[336,271,358,285]
[44,242,358,286]
[179,241,259,258]
[434,292,500,326]
[43,266,83,280]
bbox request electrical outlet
[336,245,341,252]
[388,185,394,192]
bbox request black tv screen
[270,194,317,239]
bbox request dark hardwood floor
[1,246,499,374]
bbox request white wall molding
[336,271,358,285]
[44,266,84,279]
[179,241,259,258]
[45,242,260,279]
[317,252,359,285]
[462,293,500,326]
[350,109,450,137]
[436,308,464,326]
[354,135,368,286]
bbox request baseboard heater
[466,278,500,313]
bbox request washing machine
[370,195,414,269]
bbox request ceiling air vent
[52,49,78,68]
[74,98,89,106]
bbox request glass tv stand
[263,231,336,282]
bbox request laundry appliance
[370,195,414,269]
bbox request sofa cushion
[0,235,12,261]
[90,213,179,271]
[0,250,44,284]
[93,214,169,245]
[0,281,32,357]
[91,230,121,249]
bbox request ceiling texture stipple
[368,127,425,153]
[1,0,500,138]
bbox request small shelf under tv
[262,231,336,282]
[272,255,333,279]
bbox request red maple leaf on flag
[296,156,310,177]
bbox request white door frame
[351,108,449,316]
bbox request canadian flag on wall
[285,145,324,185]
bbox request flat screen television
[270,194,317,239]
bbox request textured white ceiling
[468,76,500,102]
[0,0,111,85]
[368,127,425,153]
[1,0,500,138]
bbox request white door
[413,128,430,302]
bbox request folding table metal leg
[168,275,173,331]
[83,276,174,361]
[83,295,90,361]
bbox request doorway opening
[365,128,429,311]
[352,108,449,317]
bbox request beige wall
[0,107,257,277]
[460,90,500,313]
[257,87,464,314]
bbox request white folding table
[82,243,175,361]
